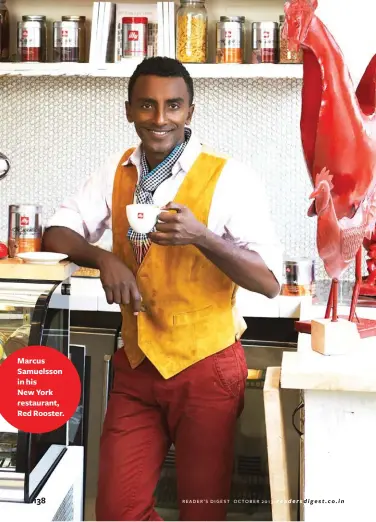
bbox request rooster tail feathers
[355,54,376,115]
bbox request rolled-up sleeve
[47,153,121,244]
[209,159,284,286]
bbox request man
[43,57,282,521]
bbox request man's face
[125,75,194,159]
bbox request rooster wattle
[283,0,376,337]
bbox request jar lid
[9,204,43,212]
[181,0,206,4]
[283,257,315,266]
[220,16,245,23]
[252,21,279,28]
[122,16,148,24]
[22,15,46,21]
[55,20,79,26]
[62,15,86,22]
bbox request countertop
[279,281,376,392]
[281,333,376,392]
[50,277,305,318]
[49,277,376,320]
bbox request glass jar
[62,16,87,63]
[279,14,303,64]
[176,0,208,63]
[53,16,87,63]
[0,0,9,61]
[216,16,245,64]
[18,15,47,62]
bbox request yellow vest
[112,146,245,379]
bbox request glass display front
[0,280,70,503]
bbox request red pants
[96,341,247,521]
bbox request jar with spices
[0,0,9,61]
[279,15,303,64]
[8,204,43,258]
[18,15,47,62]
[251,21,278,64]
[176,0,207,64]
[216,16,245,64]
[280,258,315,297]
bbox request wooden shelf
[0,62,303,79]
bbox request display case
[0,261,86,505]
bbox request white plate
[16,252,68,265]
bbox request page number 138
[33,497,46,505]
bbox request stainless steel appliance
[154,336,300,521]
[94,317,300,521]
[0,279,87,504]
[69,322,119,516]
[233,338,300,521]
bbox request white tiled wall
[0,75,353,280]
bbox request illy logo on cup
[20,216,29,226]
[137,212,144,219]
[128,30,139,41]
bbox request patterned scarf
[128,127,192,264]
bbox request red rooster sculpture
[358,55,376,297]
[283,0,376,337]
[362,227,376,295]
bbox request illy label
[128,30,139,41]
[122,22,147,57]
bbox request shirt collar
[122,129,202,175]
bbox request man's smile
[147,129,173,137]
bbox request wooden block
[0,259,78,281]
[72,266,100,278]
[311,318,361,355]
[263,367,292,521]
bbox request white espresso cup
[126,204,162,234]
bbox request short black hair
[128,57,194,105]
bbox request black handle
[0,153,10,180]
[292,401,304,436]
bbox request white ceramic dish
[16,252,68,265]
